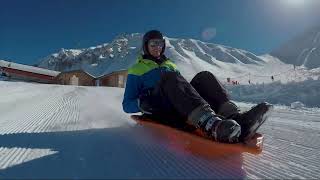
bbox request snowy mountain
[37,33,142,77]
[270,25,320,69]
[37,33,320,84]
[37,33,267,79]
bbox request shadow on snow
[0,125,247,179]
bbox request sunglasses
[148,39,165,48]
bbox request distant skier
[122,30,271,143]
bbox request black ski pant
[141,71,230,128]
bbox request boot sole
[243,103,274,142]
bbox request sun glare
[285,0,305,6]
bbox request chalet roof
[58,69,96,78]
[0,60,60,77]
[96,69,127,79]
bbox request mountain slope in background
[37,33,320,84]
[37,34,266,78]
[271,25,320,69]
[37,33,142,77]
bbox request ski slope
[0,81,319,179]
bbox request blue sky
[1,0,319,65]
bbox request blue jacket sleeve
[122,74,141,113]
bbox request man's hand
[137,89,154,114]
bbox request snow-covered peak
[37,33,144,76]
[58,48,83,58]
[36,32,319,83]
[169,38,264,64]
[37,33,266,77]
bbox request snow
[0,60,60,77]
[59,48,83,57]
[35,33,320,87]
[227,78,320,107]
[6,33,318,108]
[0,81,319,179]
[303,47,317,67]
[2,33,320,107]
[313,32,320,44]
[290,101,305,109]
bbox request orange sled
[131,115,264,158]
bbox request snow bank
[290,101,305,109]
[227,79,320,107]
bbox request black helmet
[142,30,166,55]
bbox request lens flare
[201,28,217,41]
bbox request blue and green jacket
[122,55,179,113]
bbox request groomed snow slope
[0,82,319,179]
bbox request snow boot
[218,101,273,142]
[187,104,241,143]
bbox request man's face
[147,39,165,58]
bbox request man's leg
[190,71,230,113]
[153,71,241,143]
[189,71,273,142]
[155,71,207,117]
[138,71,205,128]
[189,71,241,118]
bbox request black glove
[138,89,154,114]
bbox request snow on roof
[96,69,127,79]
[0,60,60,77]
[59,69,96,78]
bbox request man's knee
[196,71,215,79]
[192,71,216,84]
